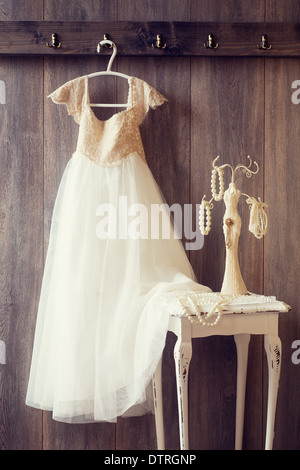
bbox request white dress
[26,75,211,423]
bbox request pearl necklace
[211,166,225,201]
[246,196,268,239]
[199,197,213,236]
[177,293,237,327]
[198,162,226,236]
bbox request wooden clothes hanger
[88,39,130,108]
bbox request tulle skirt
[26,151,210,423]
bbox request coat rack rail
[1,21,300,57]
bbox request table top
[159,292,291,338]
[157,291,291,317]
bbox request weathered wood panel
[0,56,44,450]
[264,0,300,450]
[1,0,300,451]
[0,0,44,451]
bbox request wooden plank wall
[0,0,300,450]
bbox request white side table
[152,295,290,450]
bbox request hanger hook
[97,34,117,71]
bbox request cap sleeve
[48,77,86,124]
[134,79,167,125]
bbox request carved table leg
[152,357,165,450]
[174,338,192,450]
[264,335,282,450]
[234,333,251,450]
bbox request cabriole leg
[264,335,282,450]
[174,338,192,450]
[152,357,165,450]
[234,333,251,450]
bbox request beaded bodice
[49,76,166,166]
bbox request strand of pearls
[211,166,225,201]
[178,294,232,327]
[246,196,268,239]
[199,161,227,236]
[199,197,213,235]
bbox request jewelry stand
[199,155,268,296]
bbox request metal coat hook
[257,34,272,50]
[204,34,219,49]
[46,33,61,49]
[97,34,113,52]
[152,34,167,49]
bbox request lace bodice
[48,75,167,166]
